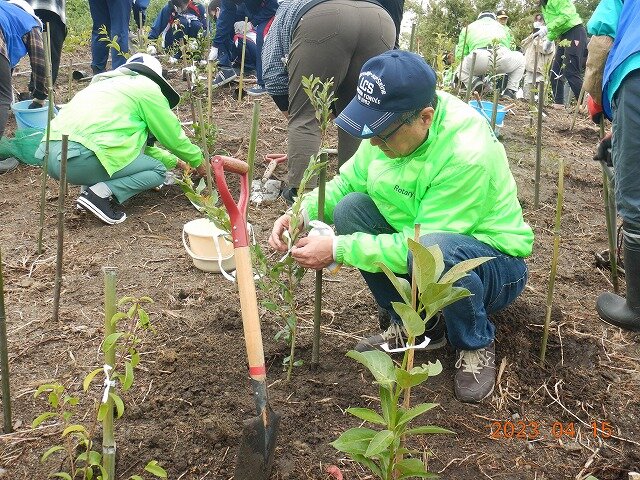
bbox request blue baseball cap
[335,50,437,139]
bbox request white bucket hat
[120,53,180,108]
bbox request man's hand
[195,162,207,177]
[587,94,604,124]
[594,132,612,166]
[291,236,334,270]
[269,213,294,252]
[208,46,218,62]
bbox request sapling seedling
[97,25,131,62]
[252,75,334,379]
[332,241,493,479]
[33,268,166,479]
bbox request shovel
[212,155,280,480]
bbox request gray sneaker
[354,315,447,353]
[454,341,496,403]
[0,157,18,174]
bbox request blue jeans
[39,141,166,203]
[89,0,131,72]
[333,193,529,350]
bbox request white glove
[208,46,218,61]
[534,25,548,38]
[146,44,157,55]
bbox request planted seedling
[332,241,493,478]
[33,274,166,480]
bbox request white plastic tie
[101,364,116,404]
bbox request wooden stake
[409,23,416,52]
[541,157,564,364]
[456,27,468,98]
[463,51,477,103]
[38,27,54,255]
[246,101,260,219]
[570,87,585,131]
[0,249,12,434]
[534,80,544,208]
[52,135,68,322]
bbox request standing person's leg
[254,20,268,88]
[89,0,110,73]
[561,25,587,101]
[31,10,67,85]
[550,44,565,105]
[597,70,640,330]
[107,0,131,69]
[0,55,12,139]
[335,3,394,167]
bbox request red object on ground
[325,465,344,480]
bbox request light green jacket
[455,17,512,60]
[302,91,534,274]
[45,70,202,176]
[541,0,583,41]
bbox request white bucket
[182,218,235,274]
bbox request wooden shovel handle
[212,155,266,381]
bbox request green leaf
[49,473,72,480]
[351,453,384,478]
[83,368,103,391]
[379,385,395,426]
[32,412,57,429]
[364,429,394,458]
[346,407,387,426]
[395,368,430,390]
[346,350,395,388]
[392,302,425,338]
[397,403,439,427]
[62,424,87,437]
[375,262,411,304]
[422,287,472,320]
[129,476,144,480]
[396,458,437,479]
[87,450,102,466]
[109,312,128,326]
[34,383,60,398]
[102,332,125,353]
[331,427,377,455]
[109,392,125,418]
[122,361,134,391]
[130,351,140,368]
[406,425,455,435]
[138,308,150,328]
[411,360,443,377]
[439,256,494,284]
[97,403,109,422]
[408,239,444,293]
[40,445,65,463]
[144,460,168,478]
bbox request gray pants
[612,69,640,227]
[460,46,524,93]
[287,0,395,188]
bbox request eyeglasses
[375,113,419,143]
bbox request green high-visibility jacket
[45,70,203,176]
[455,17,512,60]
[541,0,583,41]
[301,91,534,274]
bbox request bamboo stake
[138,11,144,51]
[185,75,197,127]
[541,157,564,364]
[195,99,213,197]
[66,56,73,103]
[529,38,540,106]
[102,267,117,480]
[207,60,213,122]
[38,27,54,254]
[456,27,468,97]
[237,17,249,102]
[52,135,68,322]
[600,119,619,293]
[534,80,544,208]
[0,249,12,434]
[246,101,260,219]
[311,158,327,368]
[463,51,477,103]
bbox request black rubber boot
[596,222,640,332]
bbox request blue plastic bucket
[469,100,507,129]
[10,100,57,131]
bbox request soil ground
[0,53,639,480]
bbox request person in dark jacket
[149,0,207,60]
